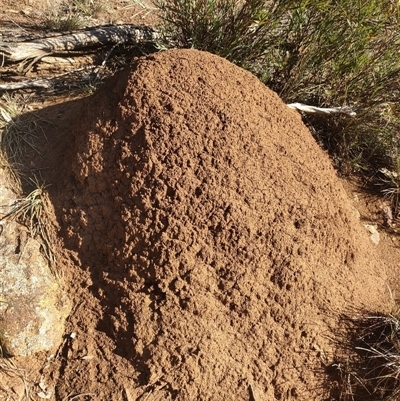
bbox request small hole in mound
[166,186,176,199]
[179,298,189,310]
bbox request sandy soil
[1,2,400,401]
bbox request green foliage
[155,0,400,189]
[154,0,285,68]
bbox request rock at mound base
[52,49,388,400]
[0,185,70,357]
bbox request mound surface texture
[52,49,387,400]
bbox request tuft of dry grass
[375,164,400,220]
[0,93,42,180]
[41,0,109,31]
[0,178,57,267]
[0,95,57,268]
[332,300,400,400]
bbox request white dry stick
[287,102,357,117]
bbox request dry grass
[0,93,43,181]
[41,0,110,31]
[375,166,400,220]
[0,95,57,268]
[332,300,400,400]
[0,179,57,269]
[0,357,31,401]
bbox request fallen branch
[0,24,161,64]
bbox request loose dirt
[18,49,392,401]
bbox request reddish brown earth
[15,49,390,401]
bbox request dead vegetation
[330,296,400,401]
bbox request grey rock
[0,178,70,357]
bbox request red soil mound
[50,49,388,400]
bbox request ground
[1,2,400,401]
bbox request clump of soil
[47,49,388,400]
